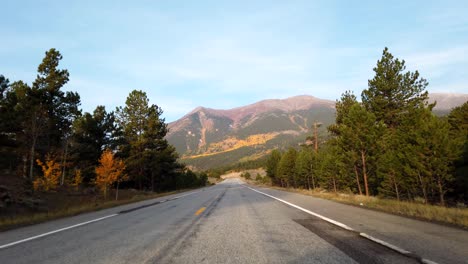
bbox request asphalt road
[0,179,463,264]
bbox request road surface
[0,179,466,263]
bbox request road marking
[0,214,117,250]
[245,186,440,264]
[171,190,203,200]
[195,207,206,216]
[0,189,207,250]
[246,186,354,231]
[359,233,411,255]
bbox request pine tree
[116,90,150,189]
[295,149,314,189]
[70,106,116,183]
[362,47,430,129]
[447,102,468,200]
[276,148,297,188]
[266,149,282,184]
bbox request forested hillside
[0,49,206,212]
[265,48,468,205]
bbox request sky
[1,0,468,121]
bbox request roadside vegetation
[254,181,468,228]
[0,188,201,231]
[0,49,208,226]
[247,48,468,227]
[264,48,468,206]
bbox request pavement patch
[246,186,438,264]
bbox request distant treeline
[0,49,206,198]
[206,157,268,179]
[265,48,468,205]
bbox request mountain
[429,93,468,112]
[166,95,336,169]
[167,93,468,170]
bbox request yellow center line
[195,207,206,216]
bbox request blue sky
[1,1,468,121]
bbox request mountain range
[167,93,468,170]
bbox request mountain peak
[167,92,467,170]
[184,95,335,122]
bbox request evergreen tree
[362,47,431,129]
[116,90,150,189]
[69,106,116,183]
[447,102,468,201]
[276,148,297,187]
[295,149,314,189]
[265,149,282,185]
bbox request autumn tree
[95,149,127,200]
[34,155,61,191]
[70,169,83,191]
[70,106,117,183]
[3,49,80,183]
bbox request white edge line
[173,190,202,199]
[0,214,118,250]
[0,188,206,250]
[421,259,440,264]
[246,186,355,231]
[359,233,411,255]
[245,186,440,264]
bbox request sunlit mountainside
[167,93,467,169]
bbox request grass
[0,188,197,231]
[251,182,468,229]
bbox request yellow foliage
[34,155,61,192]
[95,149,127,198]
[71,169,83,190]
[187,133,277,159]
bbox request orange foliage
[70,169,83,190]
[34,155,61,191]
[95,149,127,198]
[187,133,277,158]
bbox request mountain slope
[167,93,467,170]
[167,95,335,168]
[429,92,468,112]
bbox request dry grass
[254,183,468,229]
[0,189,194,231]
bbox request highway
[0,179,466,264]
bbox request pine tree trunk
[392,172,400,201]
[309,163,316,189]
[151,171,154,192]
[417,172,428,203]
[22,155,28,179]
[437,176,445,206]
[332,177,337,193]
[29,138,36,182]
[60,138,68,185]
[115,182,120,201]
[306,176,311,190]
[354,165,362,195]
[361,150,369,196]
